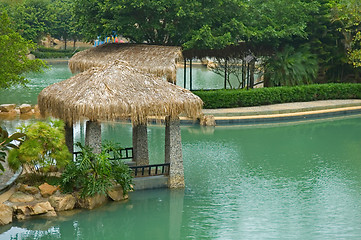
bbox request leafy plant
[7,120,71,174]
[263,45,319,87]
[0,126,26,172]
[61,142,133,198]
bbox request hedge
[193,83,361,109]
[31,47,84,59]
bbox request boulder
[13,205,30,220]
[39,183,58,198]
[49,194,76,211]
[33,105,40,113]
[19,104,32,114]
[12,201,56,219]
[200,115,216,126]
[9,191,35,203]
[0,104,16,112]
[0,204,13,226]
[29,201,55,216]
[18,184,39,195]
[76,194,108,210]
[107,185,129,201]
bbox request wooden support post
[224,59,228,89]
[65,122,73,154]
[184,59,187,89]
[189,59,193,91]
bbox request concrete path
[200,99,361,125]
[203,99,361,116]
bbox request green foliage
[0,126,26,172]
[263,45,319,87]
[0,11,46,89]
[61,142,133,198]
[73,0,316,49]
[17,174,61,187]
[194,83,361,108]
[331,0,361,67]
[31,46,82,59]
[7,0,55,43]
[7,120,71,174]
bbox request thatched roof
[38,60,203,125]
[69,43,183,83]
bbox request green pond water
[1,62,361,239]
[0,61,250,106]
[1,116,361,239]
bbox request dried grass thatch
[38,60,203,125]
[69,43,183,83]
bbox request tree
[263,45,318,87]
[0,11,46,89]
[9,0,55,43]
[51,0,74,49]
[331,0,361,68]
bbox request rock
[107,185,129,201]
[13,205,30,219]
[12,201,56,219]
[0,104,16,112]
[33,105,40,113]
[29,201,54,215]
[0,204,13,226]
[49,194,76,211]
[200,115,216,126]
[18,184,39,195]
[76,194,108,210]
[39,183,58,198]
[44,210,57,217]
[27,54,35,60]
[9,191,35,203]
[19,104,32,114]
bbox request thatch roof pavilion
[69,43,183,83]
[38,60,203,188]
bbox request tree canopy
[73,0,318,50]
[0,11,46,89]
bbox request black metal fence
[130,163,170,177]
[73,147,133,160]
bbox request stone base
[168,175,185,189]
[76,194,108,210]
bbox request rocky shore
[0,182,128,226]
[0,104,42,120]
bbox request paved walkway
[201,99,361,124]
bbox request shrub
[61,142,133,198]
[0,126,26,172]
[7,120,71,174]
[193,83,361,109]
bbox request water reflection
[1,116,361,239]
[1,189,185,240]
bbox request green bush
[7,120,71,174]
[194,83,361,109]
[61,142,133,198]
[0,126,26,172]
[31,46,85,59]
